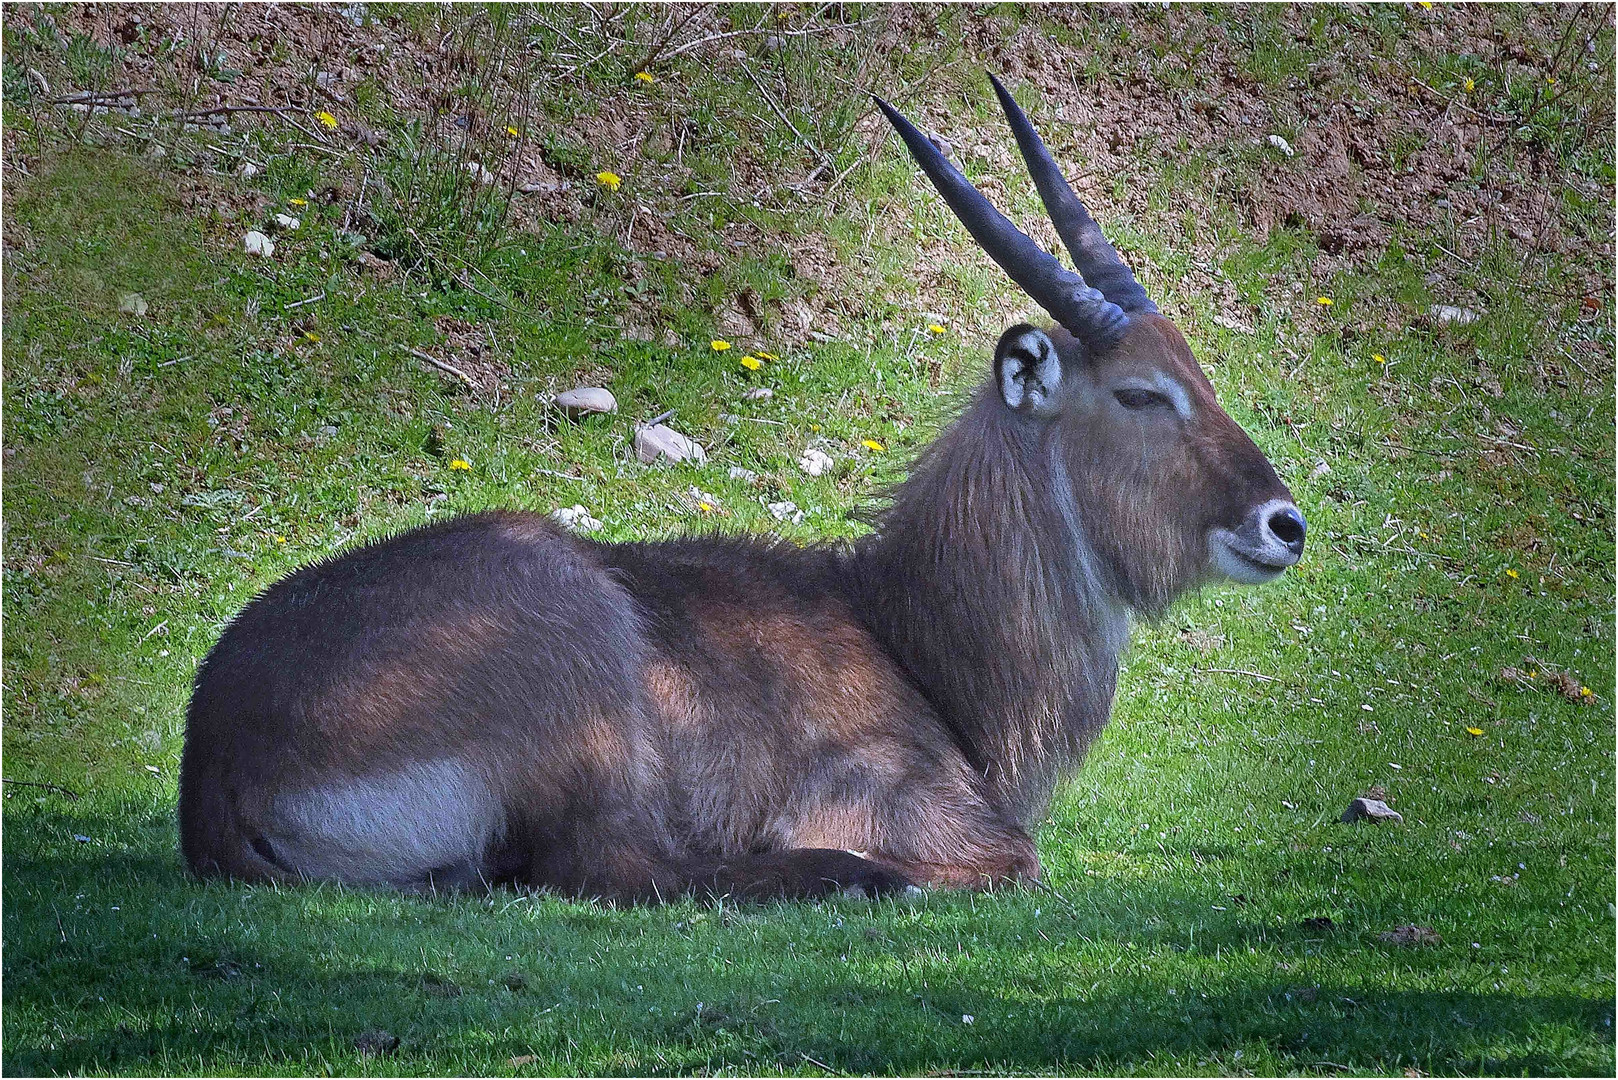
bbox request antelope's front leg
[877,836,1043,891]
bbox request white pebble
[635,424,706,465]
[797,448,834,476]
[1429,304,1479,325]
[242,231,275,258]
[549,505,603,533]
[1267,134,1295,157]
[554,387,617,417]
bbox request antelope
[179,77,1306,901]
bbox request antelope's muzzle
[1207,499,1307,584]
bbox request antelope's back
[177,511,650,878]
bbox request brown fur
[180,305,1297,904]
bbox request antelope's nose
[1265,505,1307,556]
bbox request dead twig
[741,62,828,164]
[1199,666,1280,683]
[51,87,155,104]
[631,3,712,74]
[1405,76,1514,124]
[660,14,772,63]
[408,347,479,391]
[3,778,81,800]
[175,104,294,119]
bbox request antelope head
[877,77,1306,615]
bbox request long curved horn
[988,74,1157,315]
[873,95,1131,346]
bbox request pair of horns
[874,75,1156,347]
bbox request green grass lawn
[3,4,1613,1075]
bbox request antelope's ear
[994,324,1062,418]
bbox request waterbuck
[179,77,1306,901]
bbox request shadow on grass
[5,808,1613,1076]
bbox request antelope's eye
[1113,387,1171,410]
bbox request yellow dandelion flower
[1417,1,1432,8]
[505,125,520,138]
[303,330,321,343]
[315,110,339,130]
[777,9,791,20]
[275,535,287,544]
[739,355,762,371]
[595,171,622,192]
[1547,75,1556,85]
[862,439,885,452]
[710,340,732,352]
[288,198,308,207]
[755,351,779,361]
[927,323,946,334]
[1373,353,1387,365]
[1463,77,1475,92]
[1505,568,1519,579]
[634,71,655,84]
[1580,686,1594,698]
[449,458,472,471]
[1527,669,1538,679]
[810,423,822,433]
[1317,296,1334,306]
[698,501,715,513]
[1465,726,1484,737]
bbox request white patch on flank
[265,758,502,886]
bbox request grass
[3,4,1614,1076]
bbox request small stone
[1310,460,1331,479]
[353,1030,399,1056]
[635,424,706,465]
[117,292,148,317]
[1267,133,1295,157]
[766,500,802,524]
[1378,924,1441,947]
[272,213,301,231]
[961,1014,975,1025]
[1212,314,1255,333]
[727,466,759,483]
[464,161,495,185]
[1428,304,1479,325]
[242,231,275,258]
[549,505,602,534]
[742,387,773,401]
[240,161,259,179]
[554,387,617,418]
[1341,797,1403,825]
[355,251,394,277]
[797,448,834,476]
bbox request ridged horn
[873,95,1131,346]
[988,73,1156,315]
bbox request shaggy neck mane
[849,387,1130,823]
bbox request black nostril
[1267,506,1307,550]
